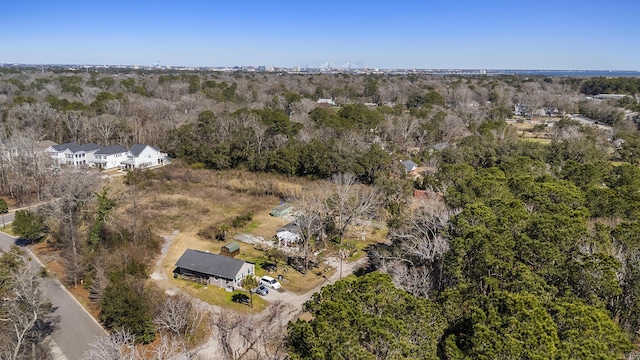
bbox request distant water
[493,70,640,77]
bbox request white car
[260,276,281,290]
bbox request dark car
[255,285,269,296]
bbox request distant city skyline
[3,0,639,70]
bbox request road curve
[0,230,107,360]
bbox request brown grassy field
[33,165,388,313]
[128,166,384,306]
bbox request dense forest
[2,67,640,359]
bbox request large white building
[119,144,167,170]
[44,142,168,170]
[89,145,128,170]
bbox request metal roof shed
[270,203,292,217]
[221,242,240,258]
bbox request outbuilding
[270,203,292,217]
[220,241,240,258]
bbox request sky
[2,0,639,70]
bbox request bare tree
[82,329,139,360]
[63,111,88,143]
[0,246,55,360]
[295,186,328,270]
[92,114,119,146]
[7,102,59,140]
[43,168,102,287]
[88,260,110,302]
[84,329,204,360]
[210,310,242,360]
[154,294,204,340]
[209,302,290,360]
[150,333,203,360]
[375,201,459,297]
[327,173,379,278]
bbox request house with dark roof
[119,144,168,170]
[89,145,128,169]
[45,141,78,164]
[174,249,255,289]
[61,143,101,167]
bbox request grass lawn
[133,167,388,305]
[172,278,269,313]
[610,161,630,167]
[523,137,552,144]
[0,223,15,236]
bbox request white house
[61,143,101,167]
[119,144,168,170]
[45,142,78,165]
[89,145,128,170]
[317,98,336,106]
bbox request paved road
[568,114,614,132]
[1,211,14,225]
[0,230,107,360]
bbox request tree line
[2,68,640,358]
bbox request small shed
[270,203,292,217]
[221,242,240,258]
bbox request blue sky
[2,0,639,69]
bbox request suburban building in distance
[44,142,168,170]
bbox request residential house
[119,144,168,170]
[317,98,336,106]
[90,145,128,170]
[61,143,101,167]
[174,249,255,290]
[45,142,78,165]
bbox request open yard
[138,167,382,310]
[25,166,387,316]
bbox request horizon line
[2,63,640,73]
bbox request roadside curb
[45,336,69,360]
[0,229,109,337]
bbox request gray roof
[129,144,147,156]
[69,143,101,153]
[130,144,161,156]
[402,160,418,172]
[175,249,249,280]
[272,203,292,212]
[95,145,128,155]
[432,142,450,151]
[52,142,78,151]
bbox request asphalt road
[0,229,107,360]
[1,211,14,226]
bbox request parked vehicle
[260,275,281,290]
[255,285,269,296]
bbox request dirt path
[264,255,368,323]
[150,233,368,357]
